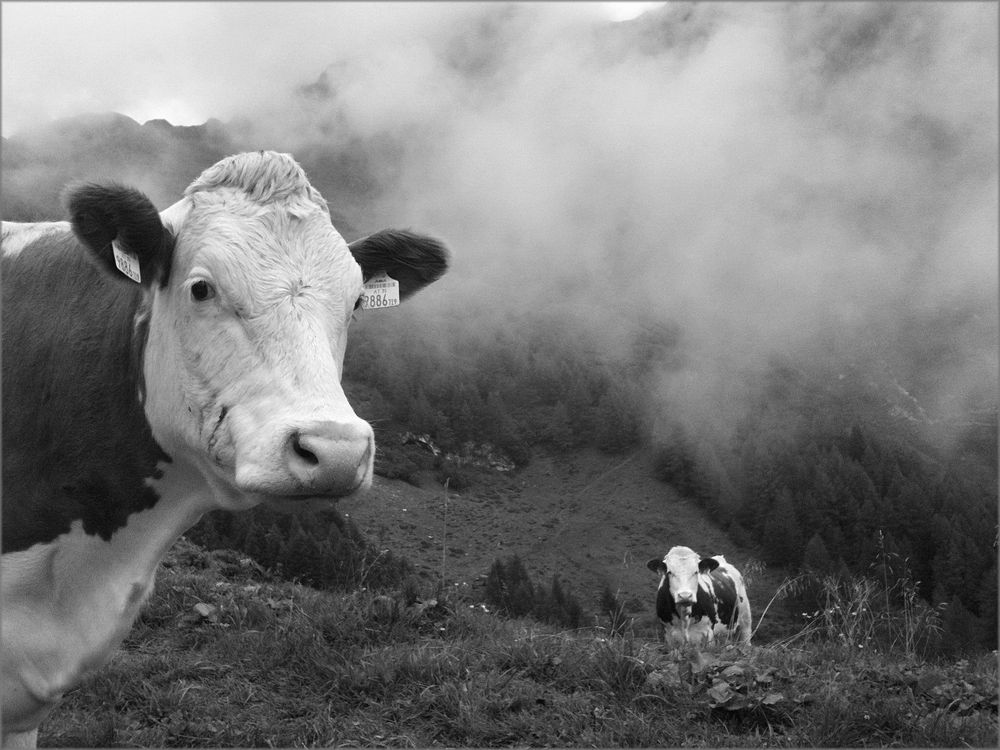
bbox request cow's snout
[230,409,375,499]
[285,420,373,496]
[675,592,696,607]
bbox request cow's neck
[1,232,218,723]
[1,458,211,718]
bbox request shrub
[598,585,631,638]
[484,557,584,629]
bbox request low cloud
[5,1,996,437]
[240,2,997,431]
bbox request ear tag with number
[112,239,141,284]
[360,271,400,310]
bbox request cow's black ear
[646,558,666,574]
[348,229,448,301]
[698,557,720,574]
[65,183,173,288]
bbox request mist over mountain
[5,2,995,441]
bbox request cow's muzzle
[285,420,373,496]
[234,418,374,498]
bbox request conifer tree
[802,533,834,574]
[263,524,285,571]
[761,488,804,565]
[546,402,575,450]
[939,596,985,655]
[409,387,438,436]
[506,558,535,617]
[976,562,998,647]
[599,585,628,637]
[565,371,595,435]
[283,517,320,583]
[593,386,639,454]
[484,558,508,609]
[485,556,536,617]
[242,523,268,566]
[192,513,221,550]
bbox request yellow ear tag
[360,271,400,310]
[112,239,141,283]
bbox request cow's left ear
[646,558,667,574]
[348,229,449,301]
[698,557,720,574]
[65,183,174,288]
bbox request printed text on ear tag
[112,240,141,283]
[360,271,400,309]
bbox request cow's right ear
[348,229,449,301]
[698,557,720,574]
[65,183,174,288]
[646,558,666,574]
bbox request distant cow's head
[646,545,719,613]
[67,151,447,510]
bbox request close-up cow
[646,545,752,646]
[0,151,449,747]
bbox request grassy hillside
[42,538,997,747]
[338,377,790,634]
[336,437,793,640]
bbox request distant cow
[1,151,449,747]
[646,546,752,646]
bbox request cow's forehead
[169,150,347,266]
[664,546,700,572]
[161,168,358,300]
[179,196,344,262]
[184,150,326,207]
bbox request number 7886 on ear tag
[360,272,400,310]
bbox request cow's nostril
[291,434,319,466]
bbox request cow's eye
[191,280,216,302]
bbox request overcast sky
[0,1,659,135]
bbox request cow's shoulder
[2,223,164,553]
[1,221,71,258]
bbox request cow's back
[706,558,752,643]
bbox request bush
[598,585,631,638]
[484,556,584,628]
[187,507,412,592]
[779,570,944,659]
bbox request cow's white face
[64,151,447,515]
[661,546,704,613]
[144,177,372,510]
